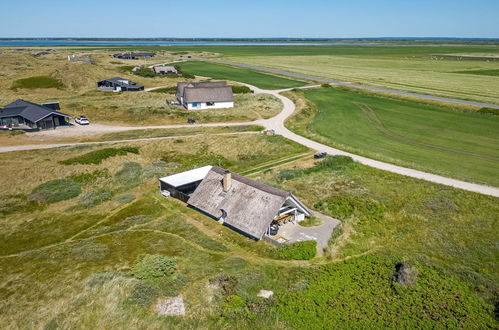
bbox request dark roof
[1,99,71,122]
[187,166,291,239]
[176,81,233,103]
[98,77,144,89]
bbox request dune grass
[176,61,307,89]
[0,132,497,327]
[285,87,499,186]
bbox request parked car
[314,152,327,159]
[75,115,90,125]
[187,118,196,124]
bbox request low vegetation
[298,215,323,227]
[59,147,140,165]
[11,75,64,90]
[274,255,496,328]
[274,241,316,260]
[29,178,82,203]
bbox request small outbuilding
[152,65,178,75]
[159,166,311,240]
[176,81,234,110]
[0,99,71,130]
[96,77,144,92]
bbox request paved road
[193,57,499,110]
[1,84,498,198]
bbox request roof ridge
[211,166,290,198]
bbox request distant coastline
[0,37,498,47]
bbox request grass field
[161,45,499,105]
[285,87,499,186]
[83,44,499,104]
[176,61,307,89]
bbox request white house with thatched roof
[159,166,311,240]
[176,81,234,110]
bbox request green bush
[133,67,157,78]
[29,178,82,203]
[181,72,195,79]
[275,241,316,260]
[477,107,499,115]
[60,147,139,165]
[314,193,385,221]
[131,254,177,282]
[298,216,323,227]
[231,85,252,94]
[11,76,64,90]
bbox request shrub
[321,83,332,88]
[60,147,139,165]
[181,72,195,79]
[29,178,82,203]
[231,85,251,94]
[131,254,177,282]
[133,67,157,78]
[79,189,113,207]
[275,241,317,260]
[11,76,64,90]
[478,107,499,116]
[114,193,136,204]
[314,193,385,221]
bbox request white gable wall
[186,101,234,110]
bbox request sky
[1,0,498,38]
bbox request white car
[75,115,90,125]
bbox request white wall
[186,101,234,110]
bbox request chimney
[223,170,232,192]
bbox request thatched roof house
[176,81,234,110]
[159,166,311,240]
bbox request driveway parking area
[278,212,340,255]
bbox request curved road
[193,57,499,110]
[1,84,498,198]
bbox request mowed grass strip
[292,87,499,186]
[176,61,306,89]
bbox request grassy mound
[11,76,63,90]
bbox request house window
[206,101,215,106]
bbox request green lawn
[289,87,499,186]
[176,61,306,89]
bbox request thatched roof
[176,81,233,103]
[187,166,290,239]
